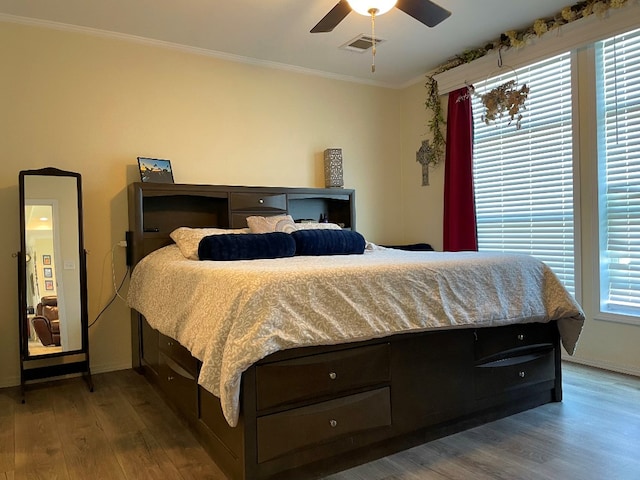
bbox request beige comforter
[127,244,584,427]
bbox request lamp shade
[347,0,397,16]
[324,149,344,188]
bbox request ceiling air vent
[340,34,386,53]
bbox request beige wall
[399,81,445,251]
[0,22,406,386]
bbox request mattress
[127,244,584,426]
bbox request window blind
[596,27,640,317]
[472,53,575,295]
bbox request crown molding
[0,13,398,90]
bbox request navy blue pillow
[198,232,295,261]
[291,229,366,256]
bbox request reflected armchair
[32,296,60,347]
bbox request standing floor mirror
[18,167,92,399]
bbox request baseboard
[0,361,132,390]
[562,356,640,378]
[0,375,21,389]
[89,361,132,376]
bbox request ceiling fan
[310,0,451,33]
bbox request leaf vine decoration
[421,76,446,168]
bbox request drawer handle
[518,371,526,378]
[259,198,264,204]
[329,372,337,380]
[167,341,174,346]
[329,419,338,428]
[517,334,525,341]
[167,375,175,382]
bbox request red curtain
[443,87,477,251]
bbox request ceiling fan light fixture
[347,0,397,16]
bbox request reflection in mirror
[23,176,82,356]
[18,168,92,397]
[25,204,62,355]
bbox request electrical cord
[111,244,128,302]
[88,265,129,329]
[88,243,130,329]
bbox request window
[596,27,640,317]
[472,53,576,295]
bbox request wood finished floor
[1,362,638,480]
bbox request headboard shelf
[127,182,356,267]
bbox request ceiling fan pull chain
[371,10,376,73]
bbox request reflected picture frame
[44,280,54,291]
[42,254,51,265]
[137,157,174,184]
[43,267,52,278]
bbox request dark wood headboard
[127,182,355,268]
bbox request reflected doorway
[24,202,67,355]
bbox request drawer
[255,344,390,411]
[474,350,555,399]
[158,352,198,418]
[256,387,391,463]
[229,192,287,212]
[474,322,556,362]
[158,333,198,377]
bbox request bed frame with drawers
[127,182,563,480]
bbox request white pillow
[274,217,298,233]
[246,215,293,234]
[170,227,250,260]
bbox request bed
[126,182,584,480]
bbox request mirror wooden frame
[18,167,92,399]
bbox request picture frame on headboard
[137,157,174,184]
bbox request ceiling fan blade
[397,0,451,27]
[310,0,352,33]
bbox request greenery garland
[423,0,630,166]
[420,76,446,168]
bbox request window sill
[594,312,640,327]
